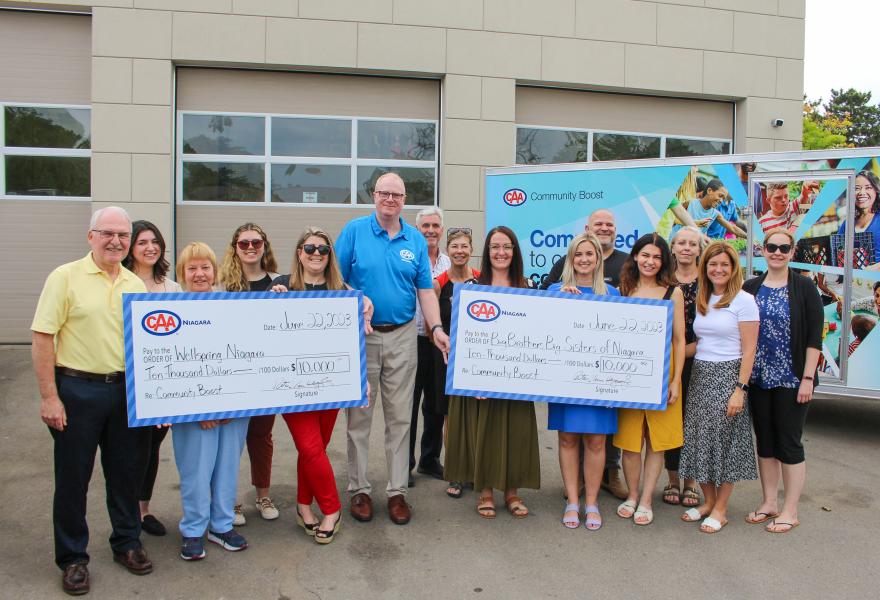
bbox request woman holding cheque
[269,227,349,544]
[614,234,686,526]
[546,233,619,531]
[445,226,540,520]
[172,242,250,560]
[678,241,759,534]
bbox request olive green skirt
[444,395,540,491]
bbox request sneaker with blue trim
[180,537,206,561]
[207,529,248,552]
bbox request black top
[678,279,698,345]
[270,274,329,291]
[247,274,273,292]
[743,269,824,387]
[540,248,628,289]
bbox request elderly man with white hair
[409,207,451,484]
[32,206,152,595]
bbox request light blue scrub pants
[172,418,249,538]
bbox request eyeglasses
[91,229,131,241]
[764,243,792,254]
[302,244,331,256]
[374,190,406,201]
[447,227,472,238]
[489,243,514,252]
[236,239,265,250]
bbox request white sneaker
[232,503,246,526]
[256,496,280,520]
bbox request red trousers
[246,414,275,489]
[282,409,340,515]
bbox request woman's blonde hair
[176,242,217,291]
[560,233,607,295]
[218,223,278,292]
[763,227,795,247]
[288,227,345,291]
[696,241,743,316]
[670,225,707,265]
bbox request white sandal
[700,516,727,533]
[681,508,703,522]
[616,499,637,518]
[633,505,653,526]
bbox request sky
[804,0,880,103]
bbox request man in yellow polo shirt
[32,206,152,596]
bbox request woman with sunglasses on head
[613,234,686,526]
[430,228,480,500]
[742,229,822,533]
[663,226,706,509]
[122,220,181,537]
[678,241,759,534]
[445,226,540,520]
[268,227,349,544]
[547,233,619,531]
[173,242,249,560]
[219,223,281,525]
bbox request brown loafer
[62,563,89,596]
[387,494,412,525]
[350,492,373,522]
[113,547,153,575]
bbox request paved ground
[0,344,878,600]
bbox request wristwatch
[735,382,749,392]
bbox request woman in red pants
[271,227,352,544]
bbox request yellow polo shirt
[31,253,147,373]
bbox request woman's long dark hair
[478,226,529,288]
[123,220,170,283]
[618,233,676,296]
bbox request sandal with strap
[681,486,701,507]
[662,484,681,505]
[745,510,779,524]
[617,499,637,519]
[477,495,496,519]
[446,482,463,499]
[765,519,799,533]
[314,513,341,545]
[584,505,602,531]
[505,496,529,519]
[700,516,727,534]
[561,503,580,529]
[633,505,654,526]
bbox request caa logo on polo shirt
[399,249,415,262]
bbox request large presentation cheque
[123,291,367,426]
[446,285,673,410]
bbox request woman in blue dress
[547,233,619,531]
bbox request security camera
[770,118,784,127]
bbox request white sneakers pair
[232,497,280,526]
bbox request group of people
[33,171,822,596]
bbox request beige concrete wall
[1,1,804,339]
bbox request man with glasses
[335,173,450,525]
[409,208,451,485]
[32,207,152,595]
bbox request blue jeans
[172,418,249,537]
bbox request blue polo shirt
[336,213,433,325]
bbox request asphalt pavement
[0,344,878,600]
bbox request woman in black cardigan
[742,228,823,534]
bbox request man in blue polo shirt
[336,172,450,525]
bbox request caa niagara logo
[503,188,526,207]
[466,299,501,322]
[399,249,415,262]
[141,309,182,336]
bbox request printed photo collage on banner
[486,153,880,393]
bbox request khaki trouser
[346,320,418,498]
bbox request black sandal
[315,513,341,545]
[446,482,463,499]
[296,507,319,537]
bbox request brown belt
[56,366,125,384]
[371,321,409,333]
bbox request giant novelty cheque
[446,285,673,410]
[123,291,368,426]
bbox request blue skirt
[548,403,617,434]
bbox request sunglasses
[764,243,792,254]
[447,227,472,238]
[236,239,264,250]
[302,243,331,256]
